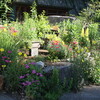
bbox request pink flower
[19,76,25,79]
[50,46,53,48]
[13,30,18,33]
[40,74,43,77]
[10,27,15,30]
[32,70,36,74]
[25,81,32,85]
[69,48,72,51]
[0,25,5,29]
[21,82,27,86]
[2,56,8,59]
[8,51,12,53]
[73,41,78,45]
[56,46,60,48]
[5,60,11,63]
[25,74,29,76]
[25,64,30,68]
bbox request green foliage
[47,40,68,59]
[79,1,100,22]
[43,68,66,100]
[0,0,12,21]
[36,12,51,38]
[59,19,82,44]
[71,50,100,91]
[3,64,24,91]
[19,64,44,99]
[89,23,99,45]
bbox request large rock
[43,62,72,81]
[35,61,45,69]
[43,62,84,91]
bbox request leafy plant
[79,1,100,23]
[47,40,68,59]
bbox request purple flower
[36,73,39,76]
[8,51,12,53]
[25,74,29,76]
[19,76,25,79]
[5,60,11,63]
[40,74,43,77]
[25,64,30,69]
[21,82,27,86]
[25,81,32,85]
[32,70,36,74]
[2,56,8,59]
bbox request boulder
[35,61,45,69]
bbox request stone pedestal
[31,41,40,56]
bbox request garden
[0,0,100,100]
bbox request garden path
[0,85,100,100]
[59,85,100,100]
[0,92,20,100]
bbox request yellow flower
[77,50,80,53]
[12,32,17,36]
[24,54,27,57]
[85,28,89,37]
[84,47,88,50]
[4,24,7,26]
[18,52,22,55]
[75,47,78,50]
[0,48,4,52]
[61,41,65,45]
[2,65,6,67]
[81,28,84,37]
[92,41,97,44]
[86,49,89,52]
[80,48,84,52]
[3,28,7,32]
[81,27,89,38]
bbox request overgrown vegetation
[0,0,100,100]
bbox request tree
[0,0,12,21]
[79,1,100,23]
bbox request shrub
[47,40,68,59]
[79,1,100,23]
[59,19,82,44]
[70,50,100,91]
[18,63,44,99]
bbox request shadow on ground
[59,85,100,100]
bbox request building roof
[14,0,72,9]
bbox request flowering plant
[0,48,17,73]
[19,62,44,99]
[47,40,68,59]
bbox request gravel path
[59,85,100,100]
[0,92,20,100]
[0,86,100,100]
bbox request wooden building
[7,0,89,20]
[12,0,71,20]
